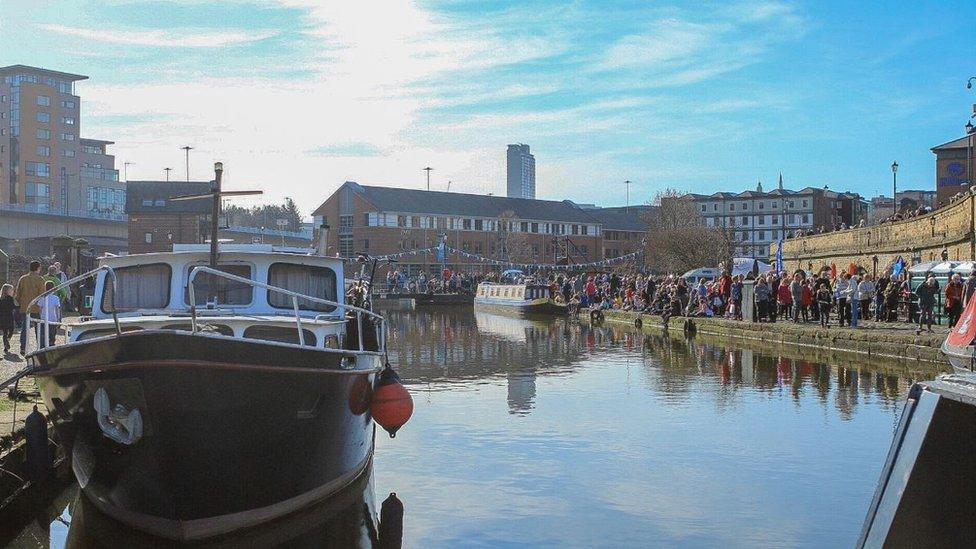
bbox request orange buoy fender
[371,364,413,438]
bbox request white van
[681,267,721,283]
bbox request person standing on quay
[36,280,61,348]
[816,282,832,328]
[834,272,850,327]
[0,284,16,354]
[858,274,875,321]
[945,273,964,328]
[789,272,803,322]
[847,274,861,328]
[963,271,976,306]
[915,275,940,334]
[874,271,890,321]
[15,261,46,355]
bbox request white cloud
[39,23,276,48]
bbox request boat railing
[187,266,384,352]
[25,265,121,354]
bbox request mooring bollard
[24,405,51,482]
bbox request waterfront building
[932,134,973,207]
[0,65,124,255]
[867,190,938,223]
[506,144,535,199]
[673,181,867,259]
[582,205,655,259]
[312,182,612,275]
[125,180,312,254]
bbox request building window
[802,199,808,208]
[758,231,765,240]
[730,203,735,211]
[462,218,471,230]
[144,232,153,243]
[788,200,795,208]
[61,99,75,109]
[25,162,50,177]
[36,112,50,123]
[338,236,354,257]
[398,215,407,228]
[61,133,75,141]
[36,95,50,106]
[36,145,50,157]
[62,149,75,157]
[36,129,50,140]
[700,204,706,212]
[87,186,126,215]
[474,219,483,231]
[802,214,809,224]
[759,202,764,209]
[62,116,75,125]
[741,216,748,224]
[25,182,51,210]
[741,202,747,209]
[338,215,353,232]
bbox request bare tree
[496,210,535,263]
[645,188,735,274]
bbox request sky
[2,0,975,217]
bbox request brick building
[582,205,654,258]
[312,182,614,275]
[932,133,974,207]
[125,181,212,254]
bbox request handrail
[187,266,384,352]
[26,265,121,354]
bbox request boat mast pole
[211,162,223,268]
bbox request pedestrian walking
[36,280,60,348]
[15,261,46,356]
[945,273,964,328]
[0,284,15,354]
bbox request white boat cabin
[476,282,552,301]
[72,244,355,349]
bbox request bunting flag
[371,246,645,271]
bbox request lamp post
[891,161,898,216]
[164,167,172,182]
[967,121,974,190]
[423,166,433,191]
[181,145,193,182]
[123,161,134,182]
[623,180,632,213]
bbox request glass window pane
[184,264,253,305]
[102,263,171,311]
[267,263,337,312]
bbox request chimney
[317,221,330,255]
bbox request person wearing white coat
[858,274,876,320]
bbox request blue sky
[2,0,974,215]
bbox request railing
[0,202,126,222]
[25,265,121,354]
[187,266,385,352]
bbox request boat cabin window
[102,263,171,312]
[184,264,253,306]
[162,323,234,336]
[243,325,317,346]
[267,263,337,312]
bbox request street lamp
[967,120,974,189]
[891,161,898,216]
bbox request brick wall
[776,191,974,273]
[129,212,204,254]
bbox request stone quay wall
[776,191,975,273]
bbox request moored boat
[941,291,976,373]
[473,282,567,316]
[25,244,396,541]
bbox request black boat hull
[473,298,567,316]
[30,330,380,541]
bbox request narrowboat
[25,244,388,541]
[941,292,976,374]
[474,282,567,316]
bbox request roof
[314,182,598,223]
[931,135,972,151]
[125,181,213,214]
[80,138,115,145]
[0,64,88,82]
[584,205,655,231]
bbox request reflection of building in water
[383,309,585,416]
[507,371,537,414]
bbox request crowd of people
[1,260,71,357]
[559,263,976,336]
[384,268,484,295]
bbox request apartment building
[506,144,536,199]
[676,183,866,259]
[0,65,121,218]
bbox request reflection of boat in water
[858,374,976,547]
[27,246,396,541]
[51,465,402,548]
[474,282,567,316]
[473,310,555,343]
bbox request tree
[496,210,535,263]
[645,188,735,274]
[225,198,302,232]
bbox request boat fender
[94,388,143,445]
[24,405,51,482]
[371,364,413,438]
[379,492,404,549]
[634,316,643,329]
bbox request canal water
[6,308,930,548]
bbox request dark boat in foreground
[858,373,976,547]
[25,245,395,541]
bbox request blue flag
[891,256,904,278]
[775,239,784,272]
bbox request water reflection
[8,467,397,548]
